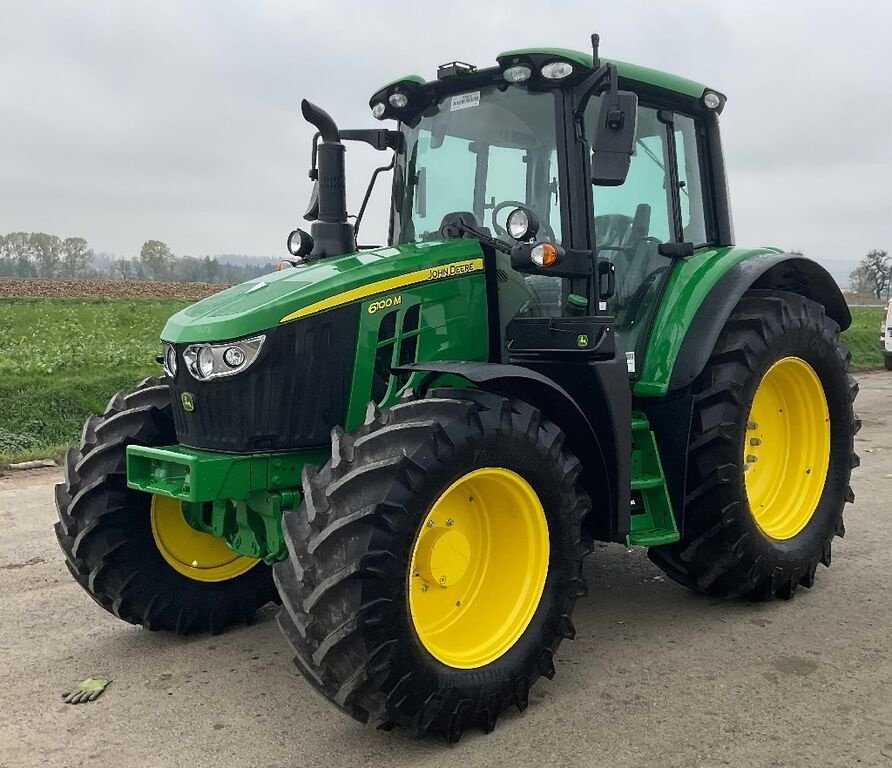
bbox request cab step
[626,412,679,547]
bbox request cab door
[588,97,713,373]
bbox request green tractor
[56,35,859,740]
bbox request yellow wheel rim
[408,468,549,669]
[150,495,260,582]
[744,357,830,540]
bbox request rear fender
[635,249,849,397]
[669,254,849,391]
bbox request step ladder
[626,413,679,547]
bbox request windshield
[392,86,562,246]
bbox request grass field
[842,305,884,371]
[0,298,885,466]
[0,299,190,465]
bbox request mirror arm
[339,129,404,153]
[354,155,396,241]
[309,129,403,181]
[572,62,612,118]
[309,131,322,180]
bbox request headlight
[162,343,178,378]
[182,335,265,381]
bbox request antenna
[591,33,600,68]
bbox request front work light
[182,335,266,381]
[371,102,386,119]
[703,91,721,110]
[388,92,409,109]
[540,61,574,80]
[503,64,532,83]
[506,207,540,241]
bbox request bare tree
[855,249,891,299]
[113,258,134,280]
[849,264,874,294]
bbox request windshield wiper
[439,213,512,254]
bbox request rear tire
[649,290,859,599]
[274,389,591,741]
[54,377,277,634]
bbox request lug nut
[426,520,435,528]
[421,584,429,592]
[747,421,758,430]
[746,454,758,463]
[446,518,454,526]
[750,437,762,446]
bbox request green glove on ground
[62,677,110,704]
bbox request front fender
[399,361,626,541]
[635,248,849,396]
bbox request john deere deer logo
[181,392,195,412]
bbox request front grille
[169,305,360,453]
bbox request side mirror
[592,90,638,186]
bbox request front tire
[649,290,859,599]
[274,389,591,741]
[54,377,277,634]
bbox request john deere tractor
[56,35,859,740]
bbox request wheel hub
[408,467,549,669]
[743,356,830,540]
[413,525,471,587]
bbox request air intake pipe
[301,99,355,259]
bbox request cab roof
[374,47,712,103]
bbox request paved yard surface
[1,373,891,768]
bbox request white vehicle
[883,299,892,370]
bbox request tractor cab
[294,39,732,377]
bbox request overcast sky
[1,0,890,277]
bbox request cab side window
[590,104,673,356]
[674,114,709,246]
[587,97,711,367]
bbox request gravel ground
[1,373,891,768]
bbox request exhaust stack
[301,99,355,259]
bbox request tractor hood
[161,239,484,344]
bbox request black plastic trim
[170,305,361,453]
[634,389,693,535]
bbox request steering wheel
[491,201,557,243]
